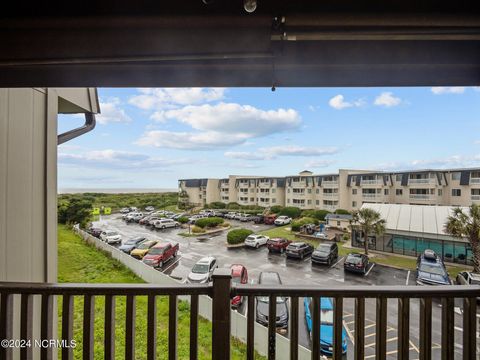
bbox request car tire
[174,251,178,257]
[300,253,304,260]
[256,243,260,249]
[159,261,163,268]
[162,226,166,230]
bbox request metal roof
[360,203,469,236]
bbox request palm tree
[445,204,480,273]
[351,208,386,255]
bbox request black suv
[344,253,369,274]
[286,242,314,259]
[255,272,288,330]
[415,249,450,285]
[311,242,339,265]
[252,214,265,224]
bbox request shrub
[227,202,241,209]
[227,228,254,245]
[342,233,350,241]
[302,209,331,221]
[291,217,318,232]
[335,209,351,215]
[270,205,284,214]
[278,206,302,219]
[195,217,224,229]
[205,202,226,209]
[191,226,206,234]
[178,216,189,224]
[221,222,230,227]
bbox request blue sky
[58,86,480,189]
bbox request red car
[142,242,179,268]
[267,238,292,253]
[231,264,248,308]
[264,214,277,225]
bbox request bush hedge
[191,225,206,234]
[227,228,254,245]
[177,216,189,224]
[301,209,331,221]
[291,217,319,232]
[205,202,226,209]
[278,206,302,219]
[195,217,224,229]
[334,209,351,215]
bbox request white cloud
[373,92,402,107]
[374,154,480,171]
[58,149,192,169]
[129,88,226,110]
[224,146,339,161]
[304,159,336,168]
[157,102,301,136]
[136,130,248,150]
[431,87,465,95]
[96,98,132,124]
[328,95,365,110]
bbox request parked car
[186,256,218,284]
[456,271,480,301]
[415,249,451,285]
[311,242,338,265]
[125,212,143,222]
[304,297,348,356]
[344,253,369,274]
[130,240,158,259]
[118,236,146,254]
[274,216,292,226]
[230,264,248,308]
[225,212,237,219]
[252,214,265,224]
[264,214,277,225]
[100,230,122,244]
[139,216,152,225]
[142,242,179,268]
[233,213,243,221]
[286,242,314,259]
[255,272,288,330]
[120,207,131,214]
[267,238,292,253]
[314,232,328,240]
[86,227,102,238]
[147,217,161,226]
[172,213,186,220]
[145,206,155,212]
[239,213,254,222]
[154,218,180,230]
[244,234,270,249]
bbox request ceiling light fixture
[244,0,257,13]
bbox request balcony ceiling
[1,1,480,87]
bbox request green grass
[259,226,469,278]
[58,225,264,359]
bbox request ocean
[58,188,177,194]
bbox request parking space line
[331,256,345,268]
[365,337,397,348]
[343,320,355,344]
[406,270,410,285]
[365,263,375,276]
[363,328,395,339]
[162,256,182,272]
[350,323,376,333]
[345,320,355,325]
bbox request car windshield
[347,256,362,264]
[192,264,209,273]
[257,296,286,303]
[126,238,141,245]
[316,245,330,254]
[246,236,256,241]
[148,248,165,255]
[137,242,152,249]
[419,263,447,276]
[321,309,334,325]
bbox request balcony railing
[471,195,480,201]
[362,193,381,199]
[409,194,434,200]
[471,178,480,184]
[322,192,338,198]
[409,178,436,185]
[360,179,383,185]
[322,180,338,186]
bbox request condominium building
[178,168,480,210]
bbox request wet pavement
[93,215,477,359]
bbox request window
[287,199,290,203]
[396,189,403,196]
[316,189,319,194]
[250,188,254,193]
[287,189,290,193]
[316,200,319,205]
[352,201,357,207]
[396,174,402,182]
[452,172,461,181]
[272,188,276,193]
[250,197,254,202]
[352,189,357,195]
[452,189,461,197]
[438,189,442,196]
[307,189,312,194]
[272,199,276,203]
[307,200,312,205]
[384,189,389,195]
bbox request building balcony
[470,178,480,185]
[471,195,480,201]
[360,179,383,186]
[0,272,479,360]
[322,180,338,186]
[409,194,434,200]
[362,193,381,200]
[322,192,338,198]
[408,178,436,185]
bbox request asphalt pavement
[93,215,478,359]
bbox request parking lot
[94,214,477,359]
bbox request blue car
[415,249,451,285]
[304,297,348,355]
